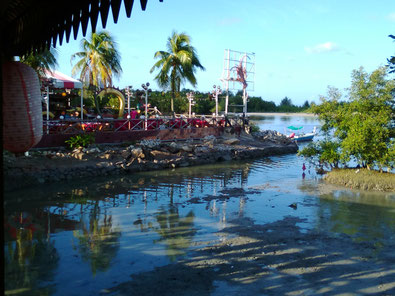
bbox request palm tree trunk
[170,69,176,114]
[92,86,101,115]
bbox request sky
[54,0,395,106]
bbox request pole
[145,90,148,131]
[215,92,218,117]
[80,88,83,120]
[127,87,131,118]
[46,86,49,134]
[189,98,192,118]
[225,49,230,115]
[243,88,247,114]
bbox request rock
[72,152,85,160]
[99,153,112,160]
[167,142,180,154]
[121,150,133,160]
[180,145,193,152]
[139,139,161,149]
[194,146,210,154]
[252,130,293,145]
[223,138,240,145]
[131,147,144,158]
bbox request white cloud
[305,42,339,54]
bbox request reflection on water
[72,206,121,276]
[4,115,395,296]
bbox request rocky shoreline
[3,131,298,192]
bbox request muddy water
[4,116,395,295]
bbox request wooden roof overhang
[0,0,163,58]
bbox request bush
[65,134,95,150]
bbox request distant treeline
[78,88,312,115]
[140,89,311,115]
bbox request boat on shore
[287,126,316,142]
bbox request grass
[324,168,395,192]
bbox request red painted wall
[33,127,225,148]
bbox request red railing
[42,115,239,135]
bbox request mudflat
[106,214,395,296]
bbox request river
[4,115,395,296]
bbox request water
[4,115,395,296]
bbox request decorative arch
[97,88,126,118]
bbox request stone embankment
[3,132,297,191]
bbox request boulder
[223,138,240,145]
[180,145,193,152]
[131,147,144,158]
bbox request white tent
[44,70,83,89]
[43,70,84,121]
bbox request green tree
[71,31,122,114]
[300,67,395,171]
[150,31,205,113]
[19,47,58,78]
[387,34,395,74]
[280,96,292,107]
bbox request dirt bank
[3,132,298,191]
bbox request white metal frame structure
[220,49,255,115]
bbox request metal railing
[42,115,248,135]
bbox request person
[131,108,138,119]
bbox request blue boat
[287,126,316,142]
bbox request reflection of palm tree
[154,207,196,261]
[4,212,59,295]
[73,213,121,276]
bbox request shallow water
[4,115,395,296]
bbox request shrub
[65,134,95,150]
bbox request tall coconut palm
[20,47,58,78]
[150,31,205,113]
[71,30,122,114]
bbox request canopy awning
[43,70,83,89]
[287,126,303,130]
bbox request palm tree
[71,30,122,114]
[20,47,58,78]
[71,30,122,88]
[150,31,205,113]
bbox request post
[225,49,230,114]
[243,88,247,114]
[225,90,229,115]
[187,92,194,118]
[189,99,192,118]
[127,86,131,118]
[212,85,222,118]
[45,86,50,134]
[142,82,150,130]
[145,90,148,130]
[80,88,83,120]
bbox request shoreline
[4,132,298,191]
[324,168,395,192]
[248,112,316,117]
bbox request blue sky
[55,0,395,106]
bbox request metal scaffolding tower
[220,49,255,114]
